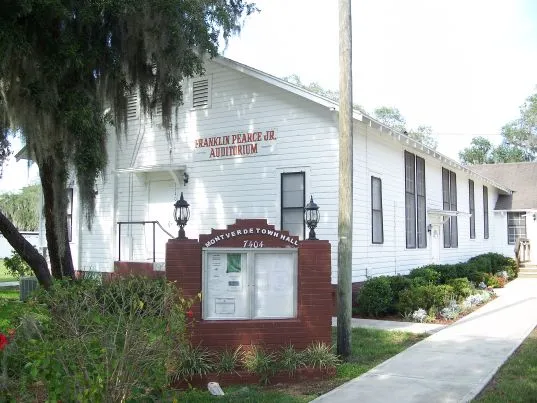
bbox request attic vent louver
[192,78,209,108]
[127,93,138,120]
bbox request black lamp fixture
[173,192,190,239]
[304,195,320,240]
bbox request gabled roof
[214,56,512,194]
[471,162,537,210]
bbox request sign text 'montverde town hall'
[195,130,276,159]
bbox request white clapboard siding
[75,58,516,281]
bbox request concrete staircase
[519,262,537,278]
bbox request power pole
[337,0,353,360]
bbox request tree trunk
[0,210,52,288]
[39,156,75,280]
[337,0,353,360]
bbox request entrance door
[147,179,176,261]
[430,223,441,263]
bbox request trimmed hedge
[354,253,517,318]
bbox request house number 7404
[243,240,264,248]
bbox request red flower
[0,333,8,351]
[186,309,194,318]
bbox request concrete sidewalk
[332,317,446,334]
[316,278,537,403]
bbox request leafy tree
[459,92,537,165]
[0,0,256,286]
[373,107,438,149]
[0,185,40,231]
[458,137,495,164]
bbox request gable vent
[192,79,209,108]
[127,93,139,120]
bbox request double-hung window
[442,168,458,248]
[404,151,426,249]
[281,172,305,239]
[483,186,489,239]
[507,212,526,245]
[371,176,383,244]
[469,180,475,239]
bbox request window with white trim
[404,151,426,249]
[281,172,305,239]
[507,212,526,245]
[469,180,475,239]
[442,168,458,248]
[371,176,383,244]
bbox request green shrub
[215,347,242,374]
[3,252,33,279]
[397,284,454,314]
[355,277,394,317]
[241,345,277,384]
[484,273,504,288]
[302,342,340,370]
[15,276,191,401]
[171,344,215,381]
[467,255,493,273]
[276,344,305,375]
[446,278,474,300]
[387,275,412,311]
[407,266,440,284]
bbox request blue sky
[222,0,537,159]
[1,0,536,192]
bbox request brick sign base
[166,219,332,351]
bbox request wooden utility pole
[337,0,353,359]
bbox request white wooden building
[42,56,529,283]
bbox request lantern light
[173,192,190,239]
[304,195,320,240]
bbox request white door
[147,179,177,261]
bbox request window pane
[417,195,426,248]
[372,211,383,243]
[507,212,527,245]
[405,152,415,193]
[282,208,304,239]
[406,193,416,248]
[416,157,425,196]
[449,171,457,210]
[451,216,458,247]
[282,190,304,207]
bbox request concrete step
[519,271,537,278]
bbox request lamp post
[173,192,190,239]
[304,195,320,240]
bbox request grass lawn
[174,328,426,402]
[0,260,17,282]
[474,327,537,402]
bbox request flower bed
[172,367,336,390]
[353,252,516,324]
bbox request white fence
[0,232,39,259]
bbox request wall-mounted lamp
[173,192,190,239]
[533,213,536,222]
[183,171,189,186]
[427,224,432,234]
[304,195,320,240]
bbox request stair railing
[117,221,175,262]
[515,237,531,265]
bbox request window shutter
[193,79,209,108]
[127,93,138,120]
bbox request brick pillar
[166,239,202,316]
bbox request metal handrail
[117,220,175,262]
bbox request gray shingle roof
[470,162,537,210]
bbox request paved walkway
[316,278,537,403]
[332,317,446,334]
